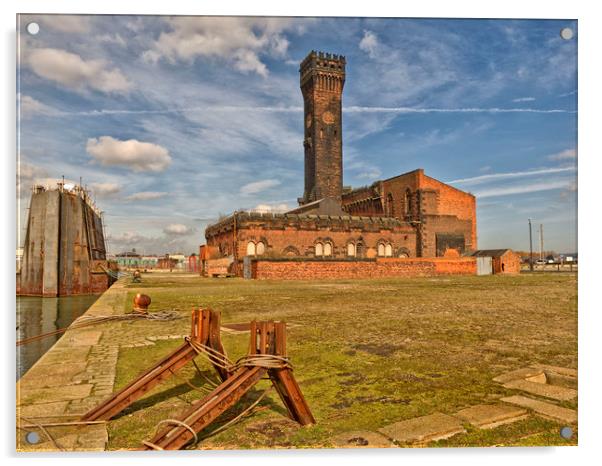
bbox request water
[16,294,101,379]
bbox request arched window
[387,193,394,217]
[315,242,324,257]
[256,242,265,255]
[385,244,393,257]
[324,243,332,256]
[347,243,356,257]
[246,242,256,256]
[377,243,385,257]
[405,189,412,218]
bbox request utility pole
[539,223,544,261]
[528,218,534,271]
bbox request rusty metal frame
[81,308,228,422]
[142,320,315,450]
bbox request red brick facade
[300,51,345,204]
[203,50,480,279]
[250,257,477,280]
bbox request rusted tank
[17,183,114,296]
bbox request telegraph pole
[539,223,544,261]
[528,218,534,271]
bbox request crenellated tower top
[300,50,346,92]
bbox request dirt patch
[245,418,298,447]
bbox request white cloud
[17,161,47,198]
[252,203,289,213]
[26,48,131,94]
[448,166,576,185]
[512,96,536,102]
[125,191,168,201]
[345,106,574,114]
[240,179,281,195]
[19,94,58,118]
[89,182,121,197]
[359,30,379,58]
[142,17,296,77]
[98,33,127,47]
[547,148,577,161]
[475,180,571,198]
[163,223,193,236]
[86,136,172,172]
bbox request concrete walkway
[17,281,128,452]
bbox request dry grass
[107,272,577,449]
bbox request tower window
[315,242,324,257]
[324,243,332,256]
[246,242,256,256]
[347,243,356,257]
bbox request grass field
[106,272,577,449]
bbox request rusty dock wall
[18,186,112,296]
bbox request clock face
[305,113,312,128]
[322,110,335,125]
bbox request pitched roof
[470,249,511,258]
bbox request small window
[324,243,332,256]
[377,243,385,257]
[246,242,256,256]
[256,242,265,255]
[315,242,324,257]
[347,243,356,257]
[385,244,393,257]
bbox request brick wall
[251,257,476,280]
[206,212,418,260]
[494,251,521,274]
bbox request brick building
[204,51,477,276]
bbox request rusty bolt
[133,293,151,314]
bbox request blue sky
[17,15,577,255]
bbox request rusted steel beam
[82,308,227,422]
[143,366,266,450]
[142,320,315,450]
[268,322,315,425]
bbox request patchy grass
[107,272,577,449]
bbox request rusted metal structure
[82,309,314,450]
[142,319,314,450]
[17,182,112,296]
[82,309,228,422]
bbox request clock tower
[299,51,346,205]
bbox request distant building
[115,250,142,268]
[470,249,521,275]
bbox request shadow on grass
[114,372,288,421]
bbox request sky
[16,15,577,255]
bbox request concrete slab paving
[503,379,577,401]
[492,367,544,384]
[17,400,70,418]
[378,412,465,445]
[533,364,577,378]
[454,404,528,429]
[501,395,577,424]
[331,430,397,448]
[63,330,103,347]
[16,280,128,451]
